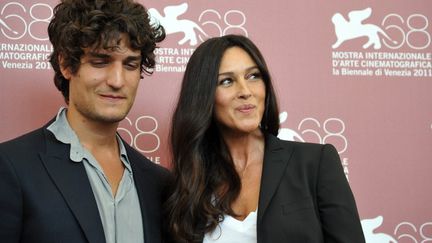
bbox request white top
[203,211,257,243]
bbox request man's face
[62,35,141,125]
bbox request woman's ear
[58,55,71,80]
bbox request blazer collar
[257,134,294,222]
[39,126,106,243]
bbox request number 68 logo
[1,2,52,41]
[382,13,430,50]
[298,117,348,154]
[117,116,160,154]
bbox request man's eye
[125,63,140,70]
[90,60,108,67]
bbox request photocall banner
[0,0,431,242]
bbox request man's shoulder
[0,116,55,148]
[0,126,48,152]
[0,125,52,169]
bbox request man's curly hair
[48,0,165,101]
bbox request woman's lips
[236,104,256,113]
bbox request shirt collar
[47,107,132,171]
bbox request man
[0,0,170,242]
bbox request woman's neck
[222,129,265,173]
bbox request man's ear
[59,55,72,80]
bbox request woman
[164,35,365,243]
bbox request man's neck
[65,110,119,152]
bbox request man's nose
[106,63,125,88]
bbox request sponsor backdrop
[0,0,431,242]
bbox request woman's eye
[247,72,262,80]
[218,78,232,86]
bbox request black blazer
[0,121,171,243]
[256,134,365,242]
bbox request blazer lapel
[257,134,294,222]
[39,129,105,243]
[126,145,160,243]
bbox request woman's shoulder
[266,133,326,150]
[265,133,339,163]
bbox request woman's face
[214,47,266,135]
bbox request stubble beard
[74,101,133,124]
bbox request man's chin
[91,111,128,124]
[100,115,127,124]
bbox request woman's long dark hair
[165,35,280,243]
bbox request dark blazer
[256,134,365,242]
[0,121,171,243]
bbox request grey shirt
[47,107,144,243]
